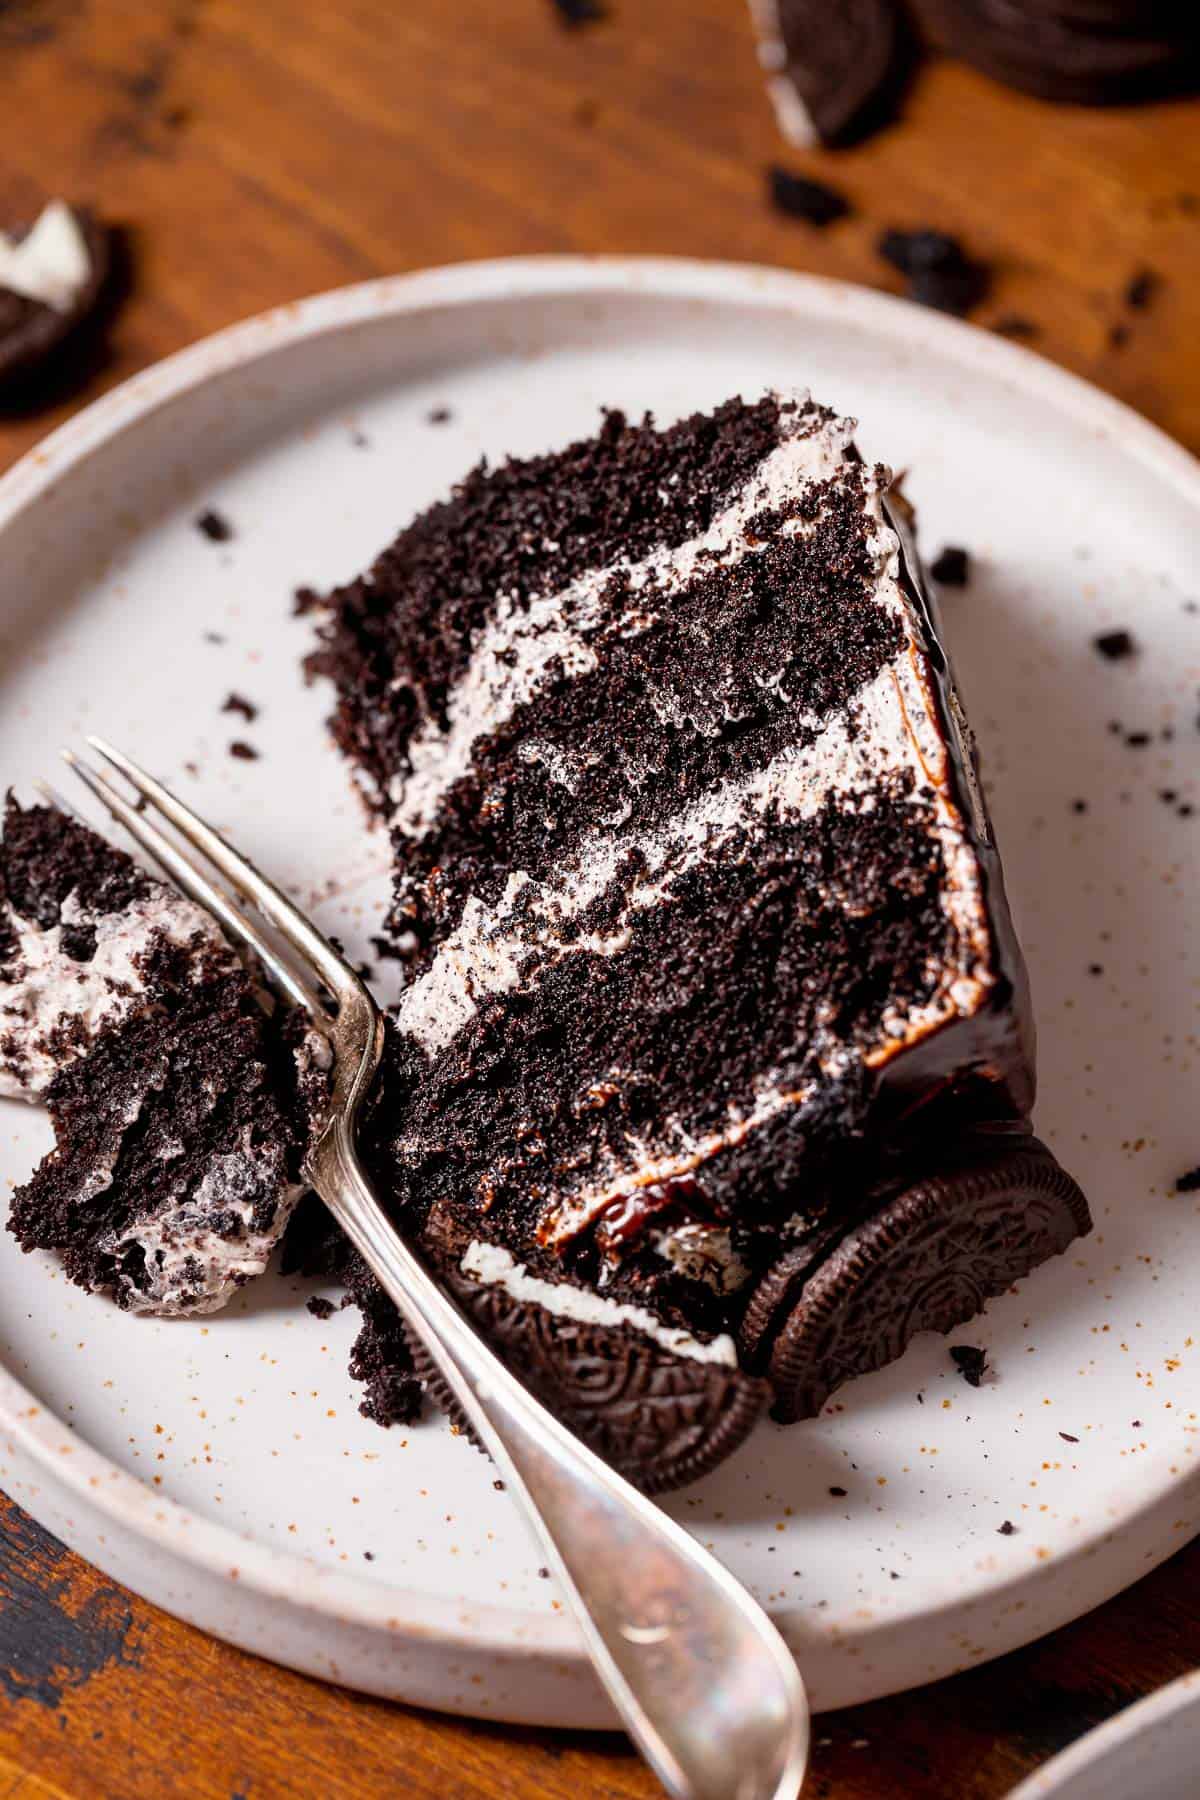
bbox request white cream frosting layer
[460,1238,738,1367]
[0,888,235,1101]
[0,201,92,312]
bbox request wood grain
[1,1,1198,1794]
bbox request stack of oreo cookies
[916,0,1200,104]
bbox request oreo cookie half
[421,1263,770,1495]
[740,1133,1091,1422]
[749,0,909,146]
[0,204,111,397]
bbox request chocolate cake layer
[2,800,324,1313]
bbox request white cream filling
[389,404,854,839]
[0,201,91,312]
[460,1239,738,1367]
[747,0,818,147]
[0,888,235,1101]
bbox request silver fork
[62,737,809,1800]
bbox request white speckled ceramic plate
[2,258,1199,1727]
[1008,1669,1200,1799]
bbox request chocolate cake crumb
[1175,1167,1200,1193]
[537,1566,551,1579]
[427,405,453,425]
[767,166,852,228]
[195,508,234,543]
[222,692,259,723]
[307,1296,336,1320]
[950,1344,988,1387]
[1125,268,1159,311]
[1088,963,1102,976]
[493,1478,505,1491]
[550,0,606,25]
[229,740,259,761]
[1059,1431,1079,1443]
[1125,732,1150,748]
[363,1550,375,1561]
[877,230,990,316]
[1071,799,1087,814]
[1159,789,1178,805]
[929,545,969,586]
[829,1485,848,1497]
[1132,1420,1142,1429]
[997,1520,1016,1536]
[992,315,1038,340]
[292,586,322,618]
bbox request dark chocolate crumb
[1108,323,1131,350]
[229,740,259,761]
[1093,630,1136,661]
[916,1392,924,1404]
[306,1296,336,1320]
[1174,1167,1200,1193]
[493,1479,505,1491]
[203,631,226,645]
[1125,732,1151,748]
[950,1344,988,1388]
[997,1520,1016,1536]
[992,314,1038,340]
[1108,721,1122,735]
[195,508,234,543]
[292,586,322,618]
[427,406,453,425]
[363,1550,375,1561]
[1180,804,1195,818]
[877,229,990,317]
[537,1566,551,1579]
[184,760,200,777]
[828,1485,848,1498]
[1058,1432,1079,1444]
[1159,789,1178,805]
[1070,798,1087,814]
[889,1570,900,1580]
[1087,963,1103,976]
[550,0,606,25]
[1132,1420,1143,1428]
[767,166,852,229]
[930,545,969,587]
[1125,268,1159,311]
[222,692,259,723]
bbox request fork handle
[309,1119,808,1800]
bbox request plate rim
[2,250,1200,1684]
[1006,1668,1200,1798]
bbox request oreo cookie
[0,203,111,399]
[740,1133,1091,1422]
[749,0,910,146]
[426,1261,770,1494]
[913,0,1200,105]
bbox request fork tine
[87,735,359,1005]
[63,751,331,1023]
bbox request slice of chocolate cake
[2,799,325,1313]
[306,390,1090,1473]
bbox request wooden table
[2,2,1198,1793]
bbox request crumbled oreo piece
[550,0,606,24]
[1175,1167,1200,1193]
[0,204,114,404]
[307,1296,336,1320]
[1125,268,1159,310]
[196,509,234,543]
[1093,629,1136,661]
[752,0,910,148]
[1059,1431,1079,1443]
[1071,799,1087,814]
[829,1485,848,1497]
[997,1519,1016,1536]
[930,545,970,586]
[292,586,322,618]
[767,165,852,227]
[950,1343,988,1387]
[1125,731,1150,748]
[229,740,259,761]
[877,229,990,316]
[222,692,258,723]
